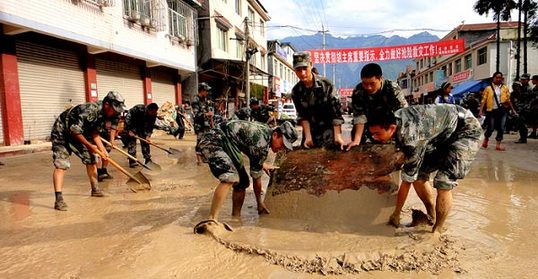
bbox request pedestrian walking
[479,72,517,151]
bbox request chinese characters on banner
[338,88,353,97]
[309,39,465,64]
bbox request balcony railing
[169,9,187,40]
[167,0,196,45]
[82,0,116,7]
[124,0,153,27]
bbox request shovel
[134,135,182,157]
[93,149,152,192]
[100,137,161,173]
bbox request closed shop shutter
[96,59,144,109]
[17,41,86,141]
[0,106,4,145]
[151,69,176,107]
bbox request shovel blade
[126,171,152,191]
[166,148,182,158]
[145,160,162,172]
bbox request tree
[522,0,537,73]
[474,0,518,73]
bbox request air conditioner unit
[128,10,140,22]
[97,0,110,7]
[140,16,151,27]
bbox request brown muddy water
[1,133,537,278]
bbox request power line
[267,25,451,37]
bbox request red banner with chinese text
[309,39,464,64]
[339,88,354,97]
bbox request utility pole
[321,25,329,76]
[244,16,251,106]
[523,0,530,73]
[332,64,336,86]
[516,0,522,80]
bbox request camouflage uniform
[198,120,272,189]
[394,104,482,190]
[192,94,215,153]
[234,107,251,121]
[291,75,344,147]
[351,79,408,142]
[250,104,274,124]
[51,101,119,170]
[120,104,157,161]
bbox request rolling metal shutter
[17,41,86,141]
[0,106,4,144]
[96,58,144,109]
[151,69,176,107]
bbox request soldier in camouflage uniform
[192,82,215,164]
[50,91,125,211]
[347,63,408,151]
[291,52,345,149]
[120,103,159,167]
[249,98,276,126]
[198,120,298,221]
[233,105,251,120]
[368,104,482,233]
[96,119,116,181]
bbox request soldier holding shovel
[50,91,125,211]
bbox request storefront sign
[452,69,472,83]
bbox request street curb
[0,143,51,158]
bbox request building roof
[442,21,520,40]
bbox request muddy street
[1,132,538,278]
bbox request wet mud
[1,132,538,278]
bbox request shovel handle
[100,137,148,168]
[133,135,171,154]
[93,148,142,185]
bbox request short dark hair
[367,110,396,130]
[147,103,159,111]
[492,71,503,79]
[361,63,383,78]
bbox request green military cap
[293,51,311,69]
[275,121,298,150]
[103,90,126,113]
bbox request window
[455,59,462,73]
[236,40,243,59]
[464,54,472,69]
[124,0,152,22]
[248,7,255,27]
[447,62,452,76]
[216,26,227,51]
[261,54,266,70]
[259,20,265,36]
[235,0,241,15]
[478,47,487,65]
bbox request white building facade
[0,0,198,145]
[196,0,270,117]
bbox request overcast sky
[258,0,517,41]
